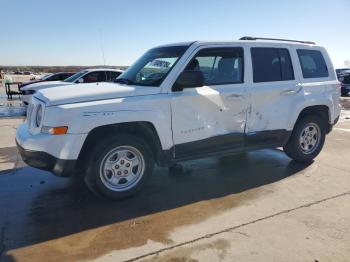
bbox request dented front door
[171,83,248,158]
[170,46,249,158]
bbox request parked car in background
[336,68,350,75]
[340,73,350,96]
[16,37,340,200]
[20,72,75,89]
[20,68,123,105]
[336,68,350,81]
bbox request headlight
[35,104,43,127]
[41,126,68,135]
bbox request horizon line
[0,65,129,68]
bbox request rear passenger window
[297,49,328,78]
[251,48,294,83]
[98,71,108,82]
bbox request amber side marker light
[42,126,68,135]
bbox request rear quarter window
[297,49,329,78]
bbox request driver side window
[184,47,244,85]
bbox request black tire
[84,134,154,200]
[283,115,326,162]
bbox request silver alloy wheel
[99,145,145,192]
[299,123,321,154]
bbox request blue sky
[0,0,349,67]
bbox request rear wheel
[84,134,154,200]
[283,115,326,162]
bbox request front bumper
[15,123,87,177]
[16,140,77,177]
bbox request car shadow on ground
[0,149,312,260]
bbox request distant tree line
[0,65,128,73]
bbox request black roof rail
[239,36,315,45]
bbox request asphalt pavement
[0,109,350,262]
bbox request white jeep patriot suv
[16,37,341,200]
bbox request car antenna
[99,29,106,66]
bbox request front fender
[43,95,173,150]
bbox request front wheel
[84,134,154,200]
[283,115,326,162]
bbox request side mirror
[77,78,84,83]
[172,70,204,92]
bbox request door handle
[225,94,244,100]
[280,84,303,96]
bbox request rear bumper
[16,140,77,177]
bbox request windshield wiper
[115,78,134,85]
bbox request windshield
[117,45,189,86]
[63,70,88,82]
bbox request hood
[20,80,44,88]
[35,82,161,106]
[21,81,72,91]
